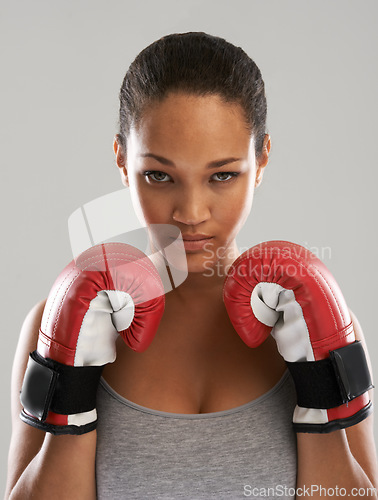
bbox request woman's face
[115,92,269,274]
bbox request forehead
[128,93,253,157]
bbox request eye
[142,170,240,184]
[143,171,171,183]
[211,172,240,182]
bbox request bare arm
[296,309,378,498]
[5,300,97,500]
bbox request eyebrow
[139,153,242,169]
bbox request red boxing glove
[223,240,373,433]
[20,242,165,435]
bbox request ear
[113,134,129,187]
[255,134,271,188]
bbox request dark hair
[117,32,268,157]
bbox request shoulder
[6,299,48,496]
[345,308,378,489]
[349,308,374,398]
[11,299,47,413]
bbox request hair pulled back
[117,32,267,157]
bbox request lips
[168,233,214,252]
[177,235,214,252]
[180,234,213,241]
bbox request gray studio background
[1,0,377,493]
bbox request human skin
[113,92,378,496]
[6,92,377,499]
[113,91,271,295]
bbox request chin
[184,253,223,277]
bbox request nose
[172,188,211,226]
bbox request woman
[6,32,378,499]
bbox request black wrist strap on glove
[286,341,374,409]
[20,350,104,422]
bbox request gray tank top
[95,369,298,499]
